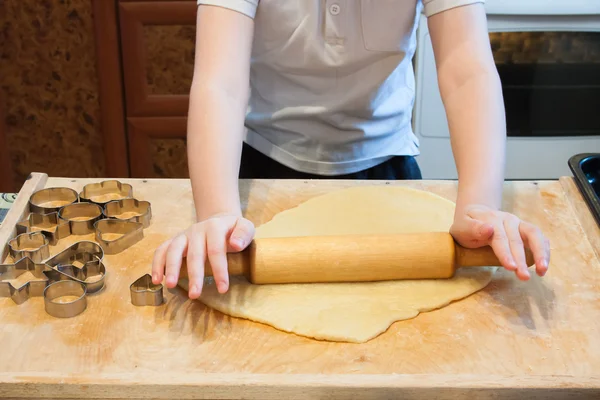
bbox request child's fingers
[489,221,518,273]
[186,231,207,299]
[207,226,230,294]
[519,221,550,276]
[503,217,530,281]
[151,238,172,284]
[165,234,188,289]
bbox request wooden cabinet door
[118,0,197,178]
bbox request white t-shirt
[196,0,485,175]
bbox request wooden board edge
[559,176,600,261]
[0,373,598,399]
[0,172,48,262]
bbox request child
[151,0,551,299]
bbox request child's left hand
[449,204,550,280]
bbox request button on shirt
[196,0,485,175]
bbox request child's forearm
[187,84,248,222]
[441,68,506,215]
[428,5,506,216]
[186,6,254,223]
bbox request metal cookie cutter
[58,203,103,235]
[8,232,50,263]
[0,257,50,305]
[43,260,106,294]
[29,187,78,214]
[130,274,163,306]
[45,241,104,269]
[79,180,133,205]
[94,219,144,255]
[44,241,106,296]
[16,212,71,245]
[44,280,87,318]
[103,198,152,228]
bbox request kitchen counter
[0,173,599,399]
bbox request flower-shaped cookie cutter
[28,187,79,214]
[130,274,163,306]
[8,231,50,263]
[16,212,71,245]
[94,219,144,255]
[103,198,152,228]
[79,180,133,206]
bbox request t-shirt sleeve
[422,0,485,17]
[196,0,259,19]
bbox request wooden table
[1,173,599,399]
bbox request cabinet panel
[119,1,197,117]
[145,25,195,95]
[150,138,189,177]
[127,117,188,178]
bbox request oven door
[413,13,600,180]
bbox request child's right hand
[151,214,255,299]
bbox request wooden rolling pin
[186,232,534,284]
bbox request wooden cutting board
[0,173,599,399]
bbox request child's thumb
[228,218,255,252]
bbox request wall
[0,0,107,190]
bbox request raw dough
[178,186,494,343]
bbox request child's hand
[449,204,550,281]
[151,215,255,299]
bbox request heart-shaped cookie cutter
[44,241,107,294]
[16,212,71,245]
[94,219,144,255]
[43,260,106,294]
[103,198,152,228]
[130,274,163,306]
[8,231,50,263]
[79,180,133,206]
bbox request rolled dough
[178,186,494,343]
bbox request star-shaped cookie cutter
[0,257,50,305]
[16,212,71,245]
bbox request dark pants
[239,143,422,180]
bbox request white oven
[412,0,600,179]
